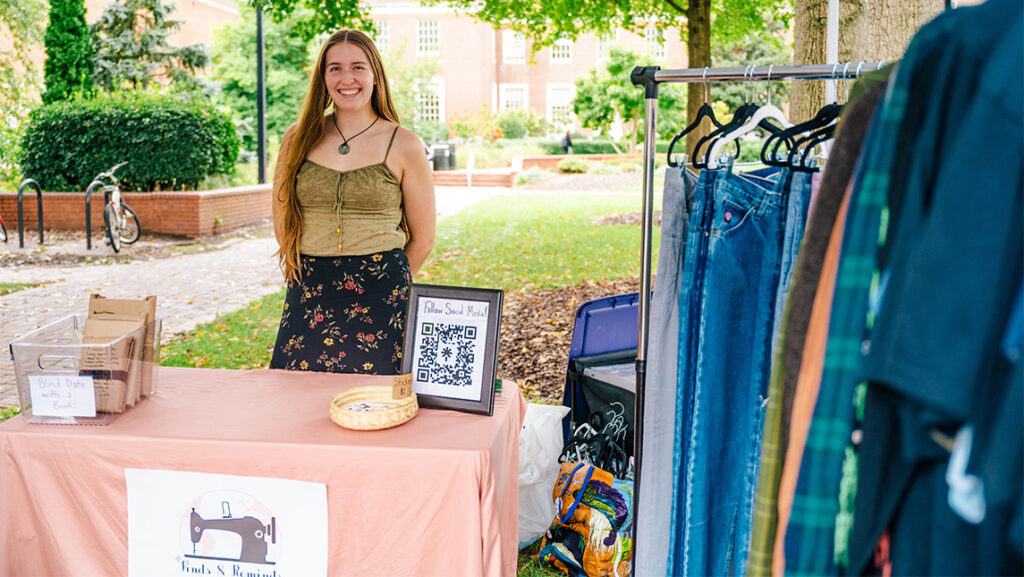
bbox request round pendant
[338,142,350,155]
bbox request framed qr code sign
[401,283,504,415]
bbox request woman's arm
[393,128,436,277]
[272,125,297,247]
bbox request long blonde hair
[275,29,401,283]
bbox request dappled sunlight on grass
[418,193,661,290]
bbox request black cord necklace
[333,113,379,155]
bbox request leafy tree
[251,0,373,42]
[208,2,314,158]
[90,0,209,91]
[379,46,442,139]
[425,0,791,156]
[710,22,792,113]
[42,0,94,104]
[0,0,46,182]
[573,47,684,152]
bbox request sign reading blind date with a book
[402,284,503,416]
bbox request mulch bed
[498,276,642,403]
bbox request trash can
[444,141,457,170]
[431,144,450,171]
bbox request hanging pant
[669,165,787,577]
[636,165,697,577]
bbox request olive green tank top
[296,126,406,256]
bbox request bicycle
[0,212,7,243]
[93,162,141,252]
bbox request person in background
[560,130,574,155]
[270,29,436,375]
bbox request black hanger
[693,101,757,168]
[667,102,721,167]
[785,122,835,171]
[763,102,842,166]
[796,123,837,170]
[666,69,738,167]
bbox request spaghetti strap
[383,126,400,162]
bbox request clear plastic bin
[8,314,162,425]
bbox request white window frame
[372,20,390,55]
[502,30,525,63]
[546,83,575,128]
[416,77,446,122]
[596,31,616,60]
[499,83,529,113]
[417,20,440,57]
[645,27,666,60]
[550,38,572,63]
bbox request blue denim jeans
[670,165,786,577]
[770,169,815,356]
[637,165,697,577]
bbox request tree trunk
[684,0,712,159]
[791,0,942,122]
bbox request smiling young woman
[270,29,436,376]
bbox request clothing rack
[627,61,885,572]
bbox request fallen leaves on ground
[499,276,641,403]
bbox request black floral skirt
[270,249,410,375]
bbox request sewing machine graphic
[185,501,277,565]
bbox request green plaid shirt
[783,15,955,575]
[745,71,890,577]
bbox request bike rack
[17,179,43,248]
[84,180,103,250]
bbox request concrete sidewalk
[0,186,511,408]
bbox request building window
[547,83,575,128]
[416,77,445,121]
[417,20,440,56]
[502,30,525,63]
[596,32,615,60]
[550,38,572,63]
[499,83,528,112]
[372,21,390,55]
[645,28,666,60]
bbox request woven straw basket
[330,386,418,431]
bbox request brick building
[5,0,686,133]
[367,0,687,133]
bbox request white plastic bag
[519,402,571,549]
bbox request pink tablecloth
[0,367,524,576]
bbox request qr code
[416,322,478,386]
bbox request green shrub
[42,0,93,104]
[557,158,590,174]
[414,119,449,145]
[496,109,546,139]
[538,139,676,155]
[20,91,238,191]
[515,167,555,186]
[587,162,621,175]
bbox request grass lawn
[160,192,655,575]
[0,282,38,296]
[164,192,659,368]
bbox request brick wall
[0,184,272,239]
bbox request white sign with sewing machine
[125,469,327,577]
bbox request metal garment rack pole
[628,61,884,573]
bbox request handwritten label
[392,373,413,399]
[28,375,97,417]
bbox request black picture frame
[401,283,504,416]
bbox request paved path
[0,186,517,408]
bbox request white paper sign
[412,296,488,401]
[126,469,328,577]
[28,375,96,417]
